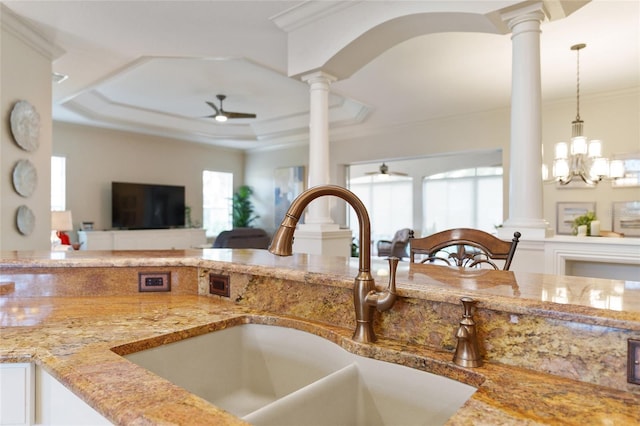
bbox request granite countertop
[1,249,639,425]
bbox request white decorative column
[293,71,352,256]
[498,4,552,240]
[301,71,336,226]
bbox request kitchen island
[1,249,638,425]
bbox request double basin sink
[124,323,476,425]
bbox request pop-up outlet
[138,272,171,292]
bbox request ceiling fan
[365,163,408,177]
[205,94,256,122]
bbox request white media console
[78,229,207,250]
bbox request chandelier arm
[578,172,599,186]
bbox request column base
[292,225,353,257]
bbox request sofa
[213,228,271,249]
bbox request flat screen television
[111,182,185,230]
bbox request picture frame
[81,221,94,231]
[612,201,640,237]
[556,202,596,235]
[611,152,640,188]
[274,166,306,227]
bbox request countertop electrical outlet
[628,339,640,385]
[138,272,171,292]
[209,273,230,297]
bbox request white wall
[53,122,245,237]
[48,88,639,246]
[245,89,639,238]
[1,9,54,251]
[6,85,633,250]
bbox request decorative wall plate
[12,159,37,197]
[10,100,40,152]
[16,205,35,236]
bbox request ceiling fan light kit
[205,94,256,123]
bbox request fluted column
[301,71,337,227]
[499,4,551,239]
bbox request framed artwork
[612,201,640,237]
[611,152,640,188]
[556,202,596,235]
[274,166,305,226]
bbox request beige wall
[244,143,308,233]
[53,122,245,236]
[541,90,639,233]
[1,12,53,251]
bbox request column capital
[301,71,338,86]
[501,2,547,31]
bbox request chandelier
[543,43,624,185]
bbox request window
[423,167,502,235]
[348,174,413,251]
[51,156,66,211]
[202,170,233,237]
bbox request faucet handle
[460,297,476,319]
[454,296,482,367]
[387,256,399,293]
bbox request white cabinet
[0,363,33,426]
[78,228,207,250]
[0,364,112,426]
[35,366,111,425]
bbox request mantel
[506,235,639,281]
[541,236,639,279]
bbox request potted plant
[232,185,259,228]
[572,211,597,236]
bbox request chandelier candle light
[543,43,625,185]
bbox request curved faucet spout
[269,185,397,343]
[269,185,371,275]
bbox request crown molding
[1,4,65,60]
[270,1,360,33]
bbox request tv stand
[78,228,207,250]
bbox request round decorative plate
[10,100,40,152]
[16,205,35,236]
[12,159,37,198]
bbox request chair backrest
[409,228,521,271]
[392,228,412,243]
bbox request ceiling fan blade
[224,111,257,119]
[365,163,408,176]
[205,101,220,114]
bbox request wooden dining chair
[376,228,413,259]
[409,228,521,271]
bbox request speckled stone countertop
[1,249,639,425]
